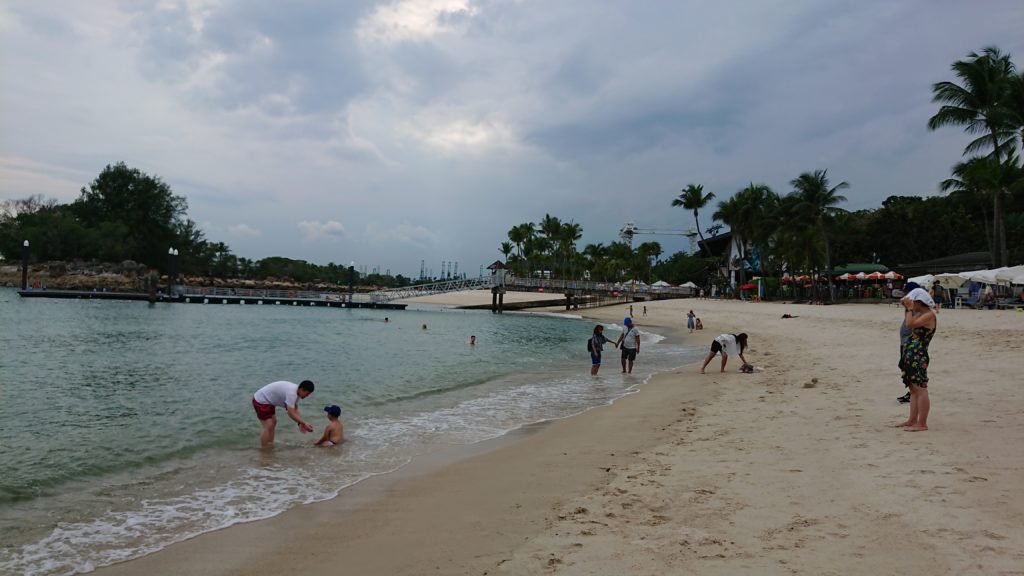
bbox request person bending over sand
[252,380,315,448]
[700,333,748,373]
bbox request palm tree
[499,241,514,263]
[507,222,535,276]
[929,46,1018,266]
[672,184,716,258]
[788,170,849,301]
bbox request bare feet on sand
[903,425,928,432]
[894,421,913,427]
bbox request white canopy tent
[680,281,698,288]
[907,274,933,286]
[994,265,1024,285]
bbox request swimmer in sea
[315,405,345,447]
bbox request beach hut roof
[486,260,507,270]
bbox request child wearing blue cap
[315,405,345,447]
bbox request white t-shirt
[620,326,639,349]
[253,380,299,408]
[714,334,740,356]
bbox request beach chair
[960,294,980,309]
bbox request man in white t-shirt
[252,380,315,447]
[616,317,641,374]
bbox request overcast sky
[2,1,1022,278]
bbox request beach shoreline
[93,293,1024,575]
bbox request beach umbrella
[907,274,933,286]
[932,273,967,289]
[865,271,886,280]
[884,271,903,280]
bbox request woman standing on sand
[896,291,937,431]
[686,310,696,333]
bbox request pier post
[21,240,29,290]
[348,264,355,305]
[565,292,572,310]
[498,292,503,314]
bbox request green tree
[672,184,716,258]
[72,162,191,270]
[929,47,1019,266]
[788,170,849,301]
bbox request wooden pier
[16,288,408,310]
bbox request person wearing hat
[315,404,345,447]
[615,317,641,374]
[895,282,923,402]
[895,288,937,431]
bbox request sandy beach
[94,292,1024,576]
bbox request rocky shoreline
[0,260,358,294]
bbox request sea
[0,287,702,575]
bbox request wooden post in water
[21,240,29,290]
[491,286,498,313]
[565,292,572,310]
[348,264,355,306]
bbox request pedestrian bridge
[369,276,494,302]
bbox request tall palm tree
[929,46,1018,266]
[507,222,535,276]
[672,184,716,258]
[499,241,514,263]
[788,170,849,301]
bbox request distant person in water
[384,317,389,323]
[315,405,345,446]
[587,324,616,376]
[421,323,428,330]
[700,333,748,373]
[469,335,477,345]
[252,380,315,448]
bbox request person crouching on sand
[316,405,345,446]
[700,333,748,373]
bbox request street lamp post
[21,240,29,290]
[167,248,175,296]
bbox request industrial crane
[619,222,699,253]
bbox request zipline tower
[619,222,700,254]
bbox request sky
[2,1,1023,279]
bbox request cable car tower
[619,222,700,253]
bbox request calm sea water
[0,287,701,575]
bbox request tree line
[499,46,1023,289]
[0,163,413,286]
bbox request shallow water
[0,288,701,575]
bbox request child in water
[315,405,345,447]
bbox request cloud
[298,220,346,243]
[364,222,438,247]
[227,223,262,237]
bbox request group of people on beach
[251,380,344,448]
[253,286,940,449]
[588,316,641,375]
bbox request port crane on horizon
[619,222,700,253]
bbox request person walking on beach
[252,380,315,448]
[896,290,937,432]
[687,310,696,333]
[700,333,749,373]
[588,324,616,376]
[616,317,640,374]
[315,404,345,447]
